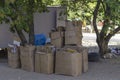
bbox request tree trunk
[29,19,34,45]
[14,26,27,45]
[28,0,35,45]
[97,37,109,57]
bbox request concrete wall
[0,7,66,48]
[0,24,13,48]
[34,7,57,36]
[34,7,67,36]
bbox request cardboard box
[35,52,53,74]
[65,26,82,46]
[65,30,82,45]
[8,47,20,68]
[65,21,82,45]
[20,45,35,72]
[64,46,88,73]
[55,51,82,76]
[50,32,64,48]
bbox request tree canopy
[0,0,53,45]
[53,0,120,56]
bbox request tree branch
[106,26,120,40]
[101,0,105,13]
[93,0,101,37]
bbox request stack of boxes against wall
[50,8,66,49]
[7,20,88,76]
[7,8,88,76]
[51,7,88,76]
[50,20,88,76]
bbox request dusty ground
[0,34,120,80]
[0,57,120,80]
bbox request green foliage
[0,0,5,7]
[98,0,120,36]
[0,0,53,44]
[53,0,120,55]
[0,0,53,32]
[51,0,96,23]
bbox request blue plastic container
[34,34,46,46]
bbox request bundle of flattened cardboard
[50,27,65,48]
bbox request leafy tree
[58,0,120,56]
[0,0,53,45]
[93,0,120,56]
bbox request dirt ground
[0,56,120,80]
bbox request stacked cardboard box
[35,46,54,74]
[55,48,82,76]
[50,31,64,48]
[8,47,20,68]
[20,45,35,72]
[65,21,82,46]
[56,8,66,27]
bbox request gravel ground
[0,58,120,80]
